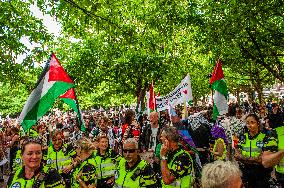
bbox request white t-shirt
[150,127,159,151]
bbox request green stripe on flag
[212,103,219,120]
[211,79,228,98]
[21,82,73,131]
[61,98,86,132]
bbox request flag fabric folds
[19,53,74,131]
[146,81,156,116]
[59,88,86,131]
[209,59,229,120]
[149,81,156,111]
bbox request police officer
[114,138,157,188]
[94,134,121,188]
[71,137,97,188]
[7,137,65,188]
[43,130,74,186]
[235,114,271,188]
[160,126,195,188]
[262,117,284,187]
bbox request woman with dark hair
[7,138,65,188]
[121,109,140,142]
[234,114,271,188]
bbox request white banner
[156,75,193,112]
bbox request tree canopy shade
[197,0,284,81]
[1,0,284,114]
[0,0,51,84]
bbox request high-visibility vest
[162,149,194,188]
[71,157,97,188]
[239,132,265,158]
[12,150,22,173]
[43,145,72,173]
[274,126,284,174]
[8,167,65,188]
[213,138,227,161]
[94,149,117,179]
[114,158,156,188]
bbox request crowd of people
[1,100,284,188]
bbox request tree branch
[63,0,127,35]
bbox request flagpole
[73,88,86,132]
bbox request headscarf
[211,121,228,146]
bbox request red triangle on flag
[49,53,74,83]
[209,59,225,85]
[60,88,76,100]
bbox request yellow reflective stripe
[97,162,115,168]
[50,158,70,163]
[241,147,261,152]
[97,170,116,178]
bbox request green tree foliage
[0,83,29,116]
[1,0,284,114]
[197,0,284,82]
[0,0,51,84]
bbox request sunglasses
[123,149,136,153]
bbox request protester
[91,116,115,149]
[267,103,284,129]
[140,111,161,152]
[121,109,140,142]
[210,124,227,161]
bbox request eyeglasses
[123,149,136,153]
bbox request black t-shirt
[268,112,284,129]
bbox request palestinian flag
[209,59,228,120]
[19,53,74,131]
[60,88,86,131]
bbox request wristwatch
[161,155,167,160]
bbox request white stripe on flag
[19,71,55,123]
[213,90,228,115]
